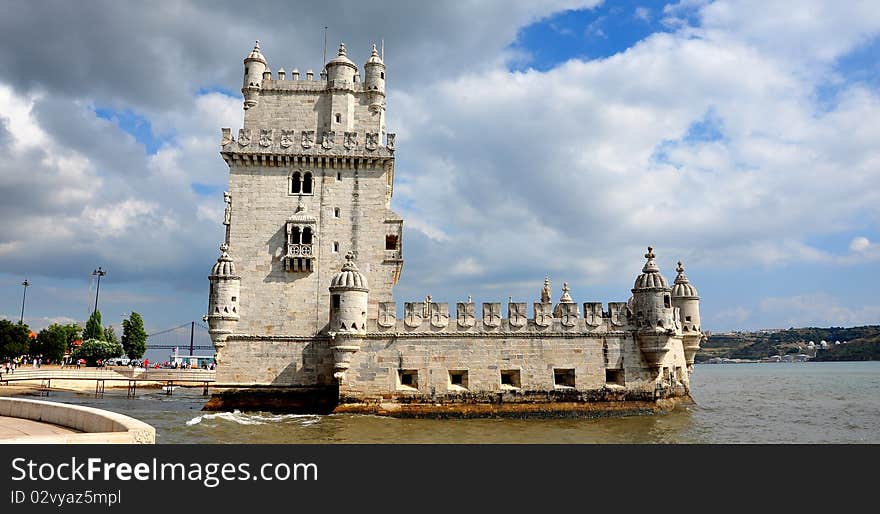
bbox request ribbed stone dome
[672,261,699,298]
[326,42,356,68]
[633,247,669,289]
[330,252,368,291]
[365,43,384,65]
[211,244,237,277]
[245,40,266,64]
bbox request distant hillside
[812,336,880,361]
[697,325,880,362]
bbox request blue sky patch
[196,86,239,98]
[94,107,174,154]
[191,182,224,197]
[508,1,675,71]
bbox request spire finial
[541,276,552,304]
[255,40,260,50]
[220,243,229,254]
[645,246,655,260]
[371,43,379,56]
[345,251,354,262]
[677,261,684,274]
[338,42,346,56]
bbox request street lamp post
[19,279,30,324]
[92,267,106,314]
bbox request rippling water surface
[26,362,880,443]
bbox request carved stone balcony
[285,244,314,272]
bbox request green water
[20,361,880,443]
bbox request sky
[1,0,879,350]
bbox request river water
[23,361,880,443]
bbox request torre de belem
[203,41,706,416]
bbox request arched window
[664,295,671,308]
[290,172,302,194]
[302,227,313,245]
[302,172,313,194]
[334,207,340,218]
[335,113,341,123]
[291,226,301,244]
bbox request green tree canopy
[73,338,123,366]
[121,312,147,360]
[0,320,30,360]
[104,324,119,346]
[34,324,78,363]
[82,310,104,341]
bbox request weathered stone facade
[204,41,705,416]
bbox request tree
[0,320,30,360]
[72,338,123,366]
[82,310,104,341]
[104,324,119,346]
[121,312,147,360]
[34,324,75,363]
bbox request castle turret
[329,252,369,334]
[207,244,240,353]
[329,252,369,380]
[672,261,701,371]
[631,247,675,369]
[325,42,357,83]
[242,40,267,110]
[364,43,386,136]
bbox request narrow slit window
[335,113,341,123]
[333,242,339,252]
[331,295,340,309]
[334,208,340,218]
[664,295,671,308]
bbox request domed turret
[242,40,267,109]
[672,261,702,371]
[631,247,676,368]
[207,244,241,349]
[325,42,357,83]
[329,252,369,334]
[364,43,386,119]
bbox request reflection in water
[22,362,880,444]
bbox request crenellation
[206,40,703,416]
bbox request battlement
[367,300,634,335]
[219,127,395,157]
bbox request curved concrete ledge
[0,398,155,444]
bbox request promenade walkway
[0,415,79,439]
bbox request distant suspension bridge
[146,321,214,355]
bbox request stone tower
[212,40,403,345]
[206,244,240,351]
[672,261,701,371]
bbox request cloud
[760,293,880,328]
[634,7,651,22]
[0,1,878,332]
[849,236,871,252]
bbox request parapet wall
[0,398,155,444]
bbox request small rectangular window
[500,369,521,390]
[337,172,341,181]
[448,370,468,391]
[553,368,575,388]
[331,295,340,309]
[398,369,419,390]
[334,208,340,218]
[605,369,625,386]
[385,234,398,250]
[685,315,692,322]
[231,296,237,302]
[333,242,339,252]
